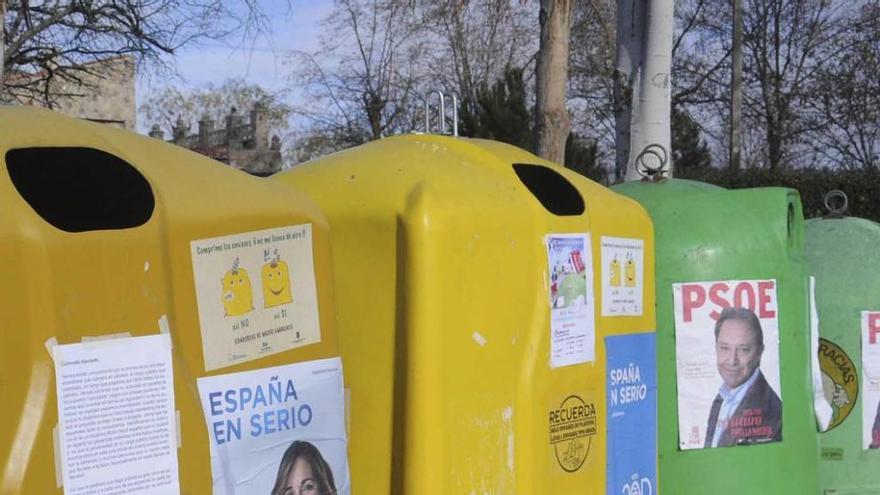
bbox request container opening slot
[6,147,155,232]
[512,163,585,216]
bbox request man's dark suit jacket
[704,370,782,448]
[871,401,880,449]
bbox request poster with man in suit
[673,279,783,450]
[862,311,880,449]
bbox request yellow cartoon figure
[221,257,254,316]
[610,256,622,287]
[624,253,637,288]
[261,254,293,308]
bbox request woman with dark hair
[271,440,337,495]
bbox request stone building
[8,55,136,130]
[149,104,283,177]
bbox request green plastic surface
[807,216,880,495]
[613,179,820,495]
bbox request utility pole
[729,0,744,171]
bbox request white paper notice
[861,311,880,449]
[600,236,644,316]
[546,233,596,367]
[53,334,179,495]
[673,279,782,450]
[809,277,833,432]
[197,357,350,494]
[190,224,321,371]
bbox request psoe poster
[673,279,782,450]
[197,357,350,494]
[861,311,880,449]
[190,224,320,371]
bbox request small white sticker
[600,236,644,316]
[53,334,179,494]
[809,277,832,432]
[861,311,880,449]
[190,224,321,371]
[546,233,596,367]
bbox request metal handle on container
[823,190,848,218]
[635,144,668,181]
[423,90,459,136]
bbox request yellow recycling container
[0,107,345,494]
[275,135,657,494]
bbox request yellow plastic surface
[275,135,655,493]
[0,107,339,494]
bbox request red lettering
[869,313,880,345]
[682,284,706,322]
[733,282,756,312]
[708,282,731,320]
[757,281,776,318]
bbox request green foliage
[565,133,605,183]
[677,167,880,222]
[671,107,712,174]
[461,67,604,183]
[460,67,533,152]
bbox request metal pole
[730,0,744,171]
[451,94,459,137]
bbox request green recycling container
[807,213,880,494]
[613,179,820,494]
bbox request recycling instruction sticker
[190,224,320,371]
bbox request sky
[135,1,334,131]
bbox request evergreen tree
[672,106,712,175]
[460,67,533,152]
[565,133,605,183]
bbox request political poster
[673,279,783,450]
[861,311,880,449]
[600,236,645,317]
[53,334,179,495]
[190,224,320,371]
[197,357,349,494]
[546,233,596,367]
[606,332,657,495]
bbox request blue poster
[606,332,657,495]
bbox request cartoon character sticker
[610,256,622,288]
[222,257,254,317]
[262,250,293,308]
[624,253,637,288]
[817,338,857,431]
[191,224,321,371]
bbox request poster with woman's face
[197,357,350,494]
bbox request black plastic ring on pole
[824,190,848,218]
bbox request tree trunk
[624,0,674,181]
[0,0,6,102]
[613,0,641,181]
[535,0,573,164]
[767,113,783,170]
[729,0,743,171]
